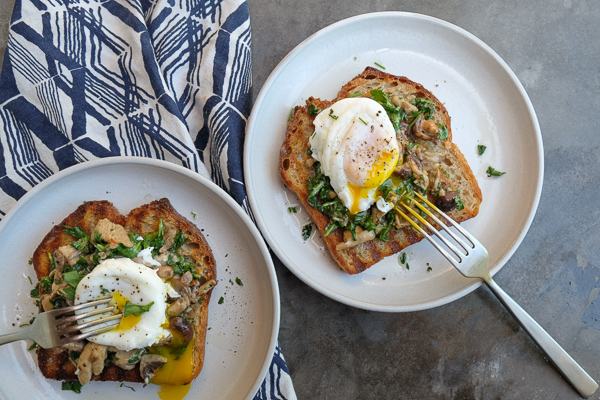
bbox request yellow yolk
[109,291,142,332]
[346,150,398,214]
[148,336,196,400]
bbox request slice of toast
[32,198,216,384]
[279,67,482,274]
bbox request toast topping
[279,67,482,274]
[31,199,217,392]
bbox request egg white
[74,258,170,351]
[310,97,399,214]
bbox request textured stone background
[1,0,598,399]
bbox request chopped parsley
[288,206,298,214]
[307,103,319,117]
[486,166,506,177]
[328,109,338,120]
[62,381,82,394]
[235,277,243,286]
[301,224,313,240]
[218,297,224,304]
[477,145,487,155]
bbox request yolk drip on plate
[150,337,196,400]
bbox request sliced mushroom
[56,244,81,267]
[336,227,376,250]
[156,266,174,279]
[412,115,437,140]
[76,343,107,385]
[180,271,193,285]
[167,296,190,316]
[112,350,139,370]
[41,294,54,312]
[61,340,86,352]
[53,250,66,272]
[169,316,194,345]
[435,191,459,212]
[139,354,168,385]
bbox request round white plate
[0,157,279,399]
[245,12,543,312]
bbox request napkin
[0,0,295,398]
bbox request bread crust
[279,67,482,274]
[32,199,216,384]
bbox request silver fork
[396,192,599,398]
[0,298,122,349]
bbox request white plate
[245,12,543,312]
[0,157,279,399]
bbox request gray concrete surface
[0,0,599,399]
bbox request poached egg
[309,97,399,214]
[74,258,171,351]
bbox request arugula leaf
[62,270,83,288]
[369,89,406,131]
[123,301,155,318]
[170,229,188,252]
[437,123,449,139]
[377,212,395,242]
[59,286,76,300]
[63,226,91,252]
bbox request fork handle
[485,277,598,398]
[0,327,32,347]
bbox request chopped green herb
[191,212,197,219]
[486,166,506,177]
[348,92,362,98]
[27,276,32,285]
[374,62,386,70]
[427,266,433,272]
[62,381,82,394]
[288,206,298,214]
[218,297,224,304]
[287,107,294,122]
[28,342,37,351]
[477,145,487,155]
[123,301,154,317]
[235,277,243,286]
[302,224,313,240]
[19,323,29,327]
[406,263,410,270]
[455,197,465,211]
[437,123,449,139]
[358,117,368,125]
[63,270,83,288]
[308,103,319,117]
[328,109,338,120]
[400,252,407,264]
[128,348,147,363]
[100,287,110,293]
[120,382,136,392]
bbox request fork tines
[395,192,476,267]
[51,298,122,342]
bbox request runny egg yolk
[109,291,141,332]
[346,149,398,214]
[149,337,196,400]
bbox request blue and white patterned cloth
[0,0,295,398]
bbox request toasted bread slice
[279,67,482,274]
[32,199,216,384]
